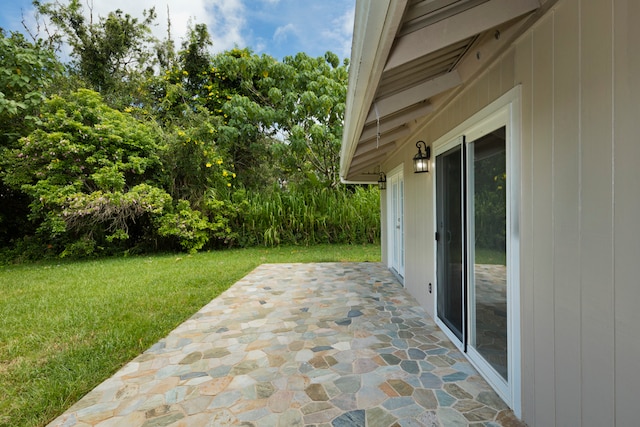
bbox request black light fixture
[413,140,431,173]
[377,171,387,190]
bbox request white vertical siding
[531,16,556,426]
[551,0,582,424]
[578,1,616,425]
[381,0,639,424]
[613,1,640,425]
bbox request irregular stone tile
[181,395,213,415]
[400,360,420,374]
[453,398,484,413]
[255,382,275,399]
[463,405,497,422]
[418,372,443,389]
[114,384,139,401]
[330,393,358,411]
[200,376,232,395]
[311,345,333,352]
[413,388,438,410]
[287,374,310,391]
[208,390,242,409]
[303,407,342,425]
[407,348,426,360]
[179,371,207,381]
[230,361,260,376]
[398,331,414,339]
[383,396,415,410]
[477,391,509,411]
[203,347,230,359]
[365,407,398,427]
[414,410,439,427]
[305,383,330,401]
[379,380,400,397]
[333,375,361,394]
[228,374,257,390]
[332,409,365,427]
[496,409,528,427]
[95,411,146,427]
[277,409,304,427]
[380,353,402,365]
[301,401,333,415]
[443,383,473,400]
[435,390,456,407]
[442,372,468,382]
[204,408,237,427]
[390,402,425,419]
[436,407,469,427]
[141,410,184,427]
[295,349,314,363]
[353,358,378,374]
[388,379,414,396]
[267,354,287,368]
[179,352,203,365]
[268,390,294,413]
[356,383,387,408]
[233,403,270,422]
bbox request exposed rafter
[385,0,540,72]
[365,71,461,123]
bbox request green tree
[2,89,170,255]
[0,29,63,246]
[274,52,348,188]
[35,0,157,105]
[0,30,62,147]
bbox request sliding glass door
[436,145,464,341]
[468,128,508,381]
[435,117,515,403]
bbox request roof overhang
[340,0,543,183]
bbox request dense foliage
[0,3,380,260]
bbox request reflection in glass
[471,127,508,380]
[436,147,464,341]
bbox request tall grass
[237,185,380,246]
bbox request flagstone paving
[48,263,524,427]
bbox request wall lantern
[413,140,431,173]
[377,171,387,190]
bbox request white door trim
[386,164,405,280]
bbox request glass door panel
[436,146,464,341]
[469,127,508,380]
[389,171,404,278]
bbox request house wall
[380,0,640,425]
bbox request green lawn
[0,244,380,427]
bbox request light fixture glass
[378,171,387,190]
[413,140,431,173]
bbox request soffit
[342,0,540,182]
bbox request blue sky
[0,0,356,60]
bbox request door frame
[432,87,521,417]
[386,164,405,280]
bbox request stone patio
[47,263,524,427]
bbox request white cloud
[273,23,295,43]
[8,0,355,60]
[66,0,245,53]
[320,6,355,59]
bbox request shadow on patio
[48,263,523,427]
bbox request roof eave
[340,0,409,183]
